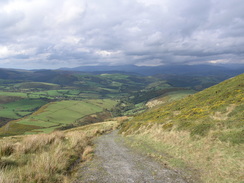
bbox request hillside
[120,73,244,182]
[0,99,117,136]
[122,73,244,143]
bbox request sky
[0,0,244,69]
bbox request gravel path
[73,131,188,183]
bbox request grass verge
[121,124,244,183]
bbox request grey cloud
[0,12,24,29]
[0,0,244,69]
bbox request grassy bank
[0,121,118,183]
[122,125,243,183]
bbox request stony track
[73,131,188,183]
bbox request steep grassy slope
[120,73,244,183]
[122,73,244,143]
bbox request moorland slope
[122,73,244,143]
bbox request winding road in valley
[73,131,188,183]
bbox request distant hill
[121,73,244,144]
[1,65,243,94]
[60,64,244,76]
[59,64,244,90]
[0,69,81,85]
[0,68,31,80]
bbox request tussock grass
[16,131,65,154]
[0,121,117,183]
[0,142,15,157]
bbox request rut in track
[73,131,188,183]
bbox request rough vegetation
[0,121,117,183]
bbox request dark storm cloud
[0,0,243,69]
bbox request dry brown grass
[0,121,118,183]
[0,142,15,157]
[211,104,237,121]
[124,125,244,183]
[82,146,94,161]
[15,131,65,154]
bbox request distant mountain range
[0,64,243,90]
[59,64,244,76]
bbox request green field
[0,99,48,119]
[14,82,60,89]
[0,99,117,135]
[0,73,155,100]
[0,91,27,98]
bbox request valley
[0,68,197,136]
